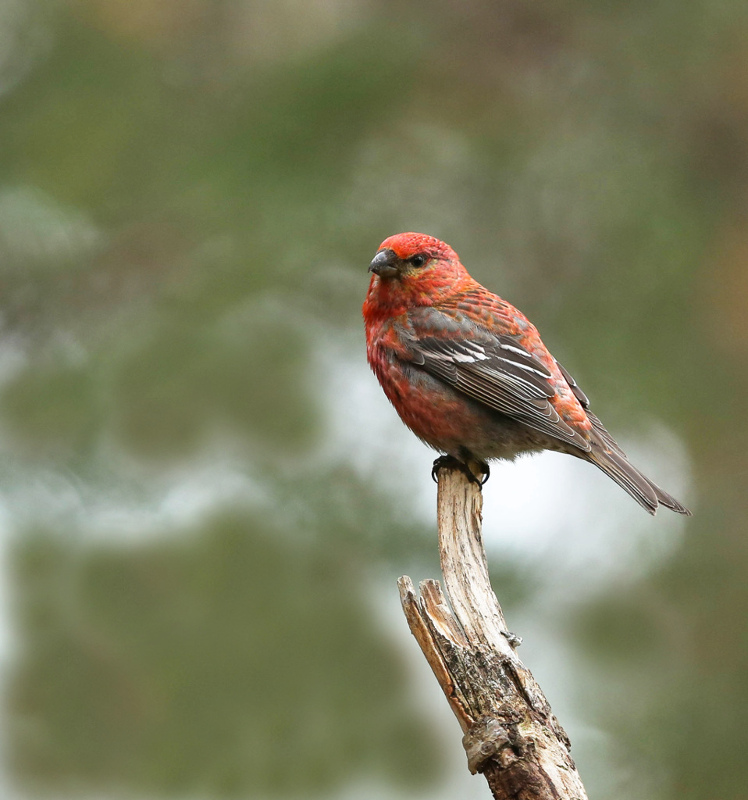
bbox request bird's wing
[555,360,589,408]
[401,307,592,453]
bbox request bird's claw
[431,455,490,486]
[431,455,453,482]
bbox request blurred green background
[0,1,746,798]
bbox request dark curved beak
[368,248,400,278]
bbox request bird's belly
[375,359,555,461]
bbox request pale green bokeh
[0,2,746,799]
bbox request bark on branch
[398,462,588,799]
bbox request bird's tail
[585,421,691,516]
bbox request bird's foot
[431,455,490,486]
[431,455,456,482]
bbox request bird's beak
[368,248,400,278]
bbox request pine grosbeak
[363,232,690,515]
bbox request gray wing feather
[401,311,591,453]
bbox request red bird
[363,232,690,516]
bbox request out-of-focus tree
[0,1,746,799]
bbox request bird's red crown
[378,232,458,262]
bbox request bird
[363,232,690,516]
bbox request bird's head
[367,233,471,309]
[369,232,460,281]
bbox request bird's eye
[410,254,427,268]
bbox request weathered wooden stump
[398,462,588,799]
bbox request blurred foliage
[8,512,437,795]
[0,1,746,799]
